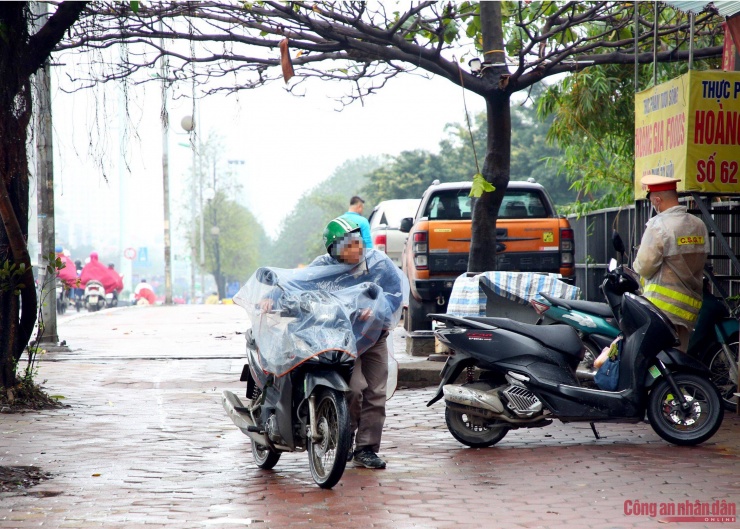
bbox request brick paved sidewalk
[1,306,738,529]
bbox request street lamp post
[180,115,198,303]
[160,21,173,305]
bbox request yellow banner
[686,71,740,194]
[634,71,740,198]
[634,76,687,198]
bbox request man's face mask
[331,232,365,264]
[648,192,664,215]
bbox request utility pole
[35,1,58,344]
[160,21,173,305]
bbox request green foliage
[362,88,575,207]
[268,156,383,268]
[181,132,269,288]
[537,64,636,214]
[199,191,268,285]
[469,173,494,198]
[0,260,28,296]
[9,251,69,401]
[537,59,720,216]
[362,150,445,204]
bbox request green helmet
[323,217,361,254]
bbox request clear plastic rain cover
[233,249,408,379]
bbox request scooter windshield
[234,256,407,377]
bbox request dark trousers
[349,330,388,453]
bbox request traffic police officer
[633,174,709,351]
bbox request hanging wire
[634,1,639,91]
[456,57,481,176]
[689,12,695,70]
[653,1,658,87]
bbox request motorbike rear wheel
[701,335,738,411]
[307,387,351,489]
[647,373,724,446]
[251,441,281,470]
[444,406,509,448]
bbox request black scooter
[222,274,380,489]
[427,260,724,447]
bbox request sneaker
[353,449,386,469]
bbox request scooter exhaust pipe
[222,390,270,446]
[443,384,505,414]
[443,384,551,426]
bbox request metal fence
[568,197,740,302]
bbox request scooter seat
[466,316,584,358]
[540,293,613,318]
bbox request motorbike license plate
[89,296,98,304]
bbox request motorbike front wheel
[445,406,509,448]
[251,441,281,470]
[307,387,351,489]
[701,335,739,411]
[647,373,724,446]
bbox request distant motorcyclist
[73,259,84,305]
[134,279,156,305]
[107,262,124,303]
[80,252,119,295]
[55,246,78,290]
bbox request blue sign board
[226,281,240,298]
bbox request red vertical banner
[723,18,740,72]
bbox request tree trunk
[468,1,511,273]
[0,3,36,389]
[0,1,86,389]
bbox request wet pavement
[1,305,738,528]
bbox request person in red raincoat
[134,279,156,305]
[107,263,124,292]
[80,252,119,294]
[55,248,79,289]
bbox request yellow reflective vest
[633,206,708,331]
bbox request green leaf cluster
[0,260,28,296]
[198,190,268,286]
[469,173,494,198]
[536,57,719,216]
[363,87,576,207]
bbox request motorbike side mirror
[611,230,626,263]
[399,217,414,233]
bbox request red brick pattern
[1,306,737,529]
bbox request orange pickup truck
[399,180,575,332]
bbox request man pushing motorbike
[259,217,405,469]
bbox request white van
[368,198,421,267]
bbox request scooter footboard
[549,384,641,418]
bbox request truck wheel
[405,296,433,333]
